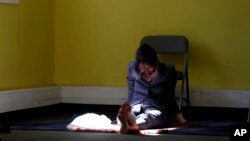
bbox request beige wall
[1,0,250,91]
[55,0,250,90]
[0,0,54,90]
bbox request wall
[0,0,250,111]
[1,0,250,91]
[0,0,55,90]
[55,0,250,90]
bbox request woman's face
[139,63,156,75]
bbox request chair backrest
[140,35,188,54]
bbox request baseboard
[1,86,250,113]
[0,87,61,113]
[61,86,250,108]
[61,86,127,105]
[0,0,19,4]
[190,89,250,108]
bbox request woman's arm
[166,64,187,124]
[165,64,179,115]
[127,62,135,102]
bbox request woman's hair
[135,44,158,71]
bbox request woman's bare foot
[118,102,139,134]
[118,113,129,134]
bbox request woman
[117,44,187,134]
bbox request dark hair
[135,44,158,71]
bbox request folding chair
[140,35,190,110]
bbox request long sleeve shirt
[127,61,179,116]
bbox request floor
[0,130,229,141]
[0,103,248,141]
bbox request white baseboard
[0,0,19,4]
[61,86,250,108]
[0,87,61,113]
[1,86,250,113]
[61,86,127,105]
[190,89,250,108]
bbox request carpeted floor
[0,104,249,138]
[1,130,229,141]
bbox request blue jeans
[131,102,169,130]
